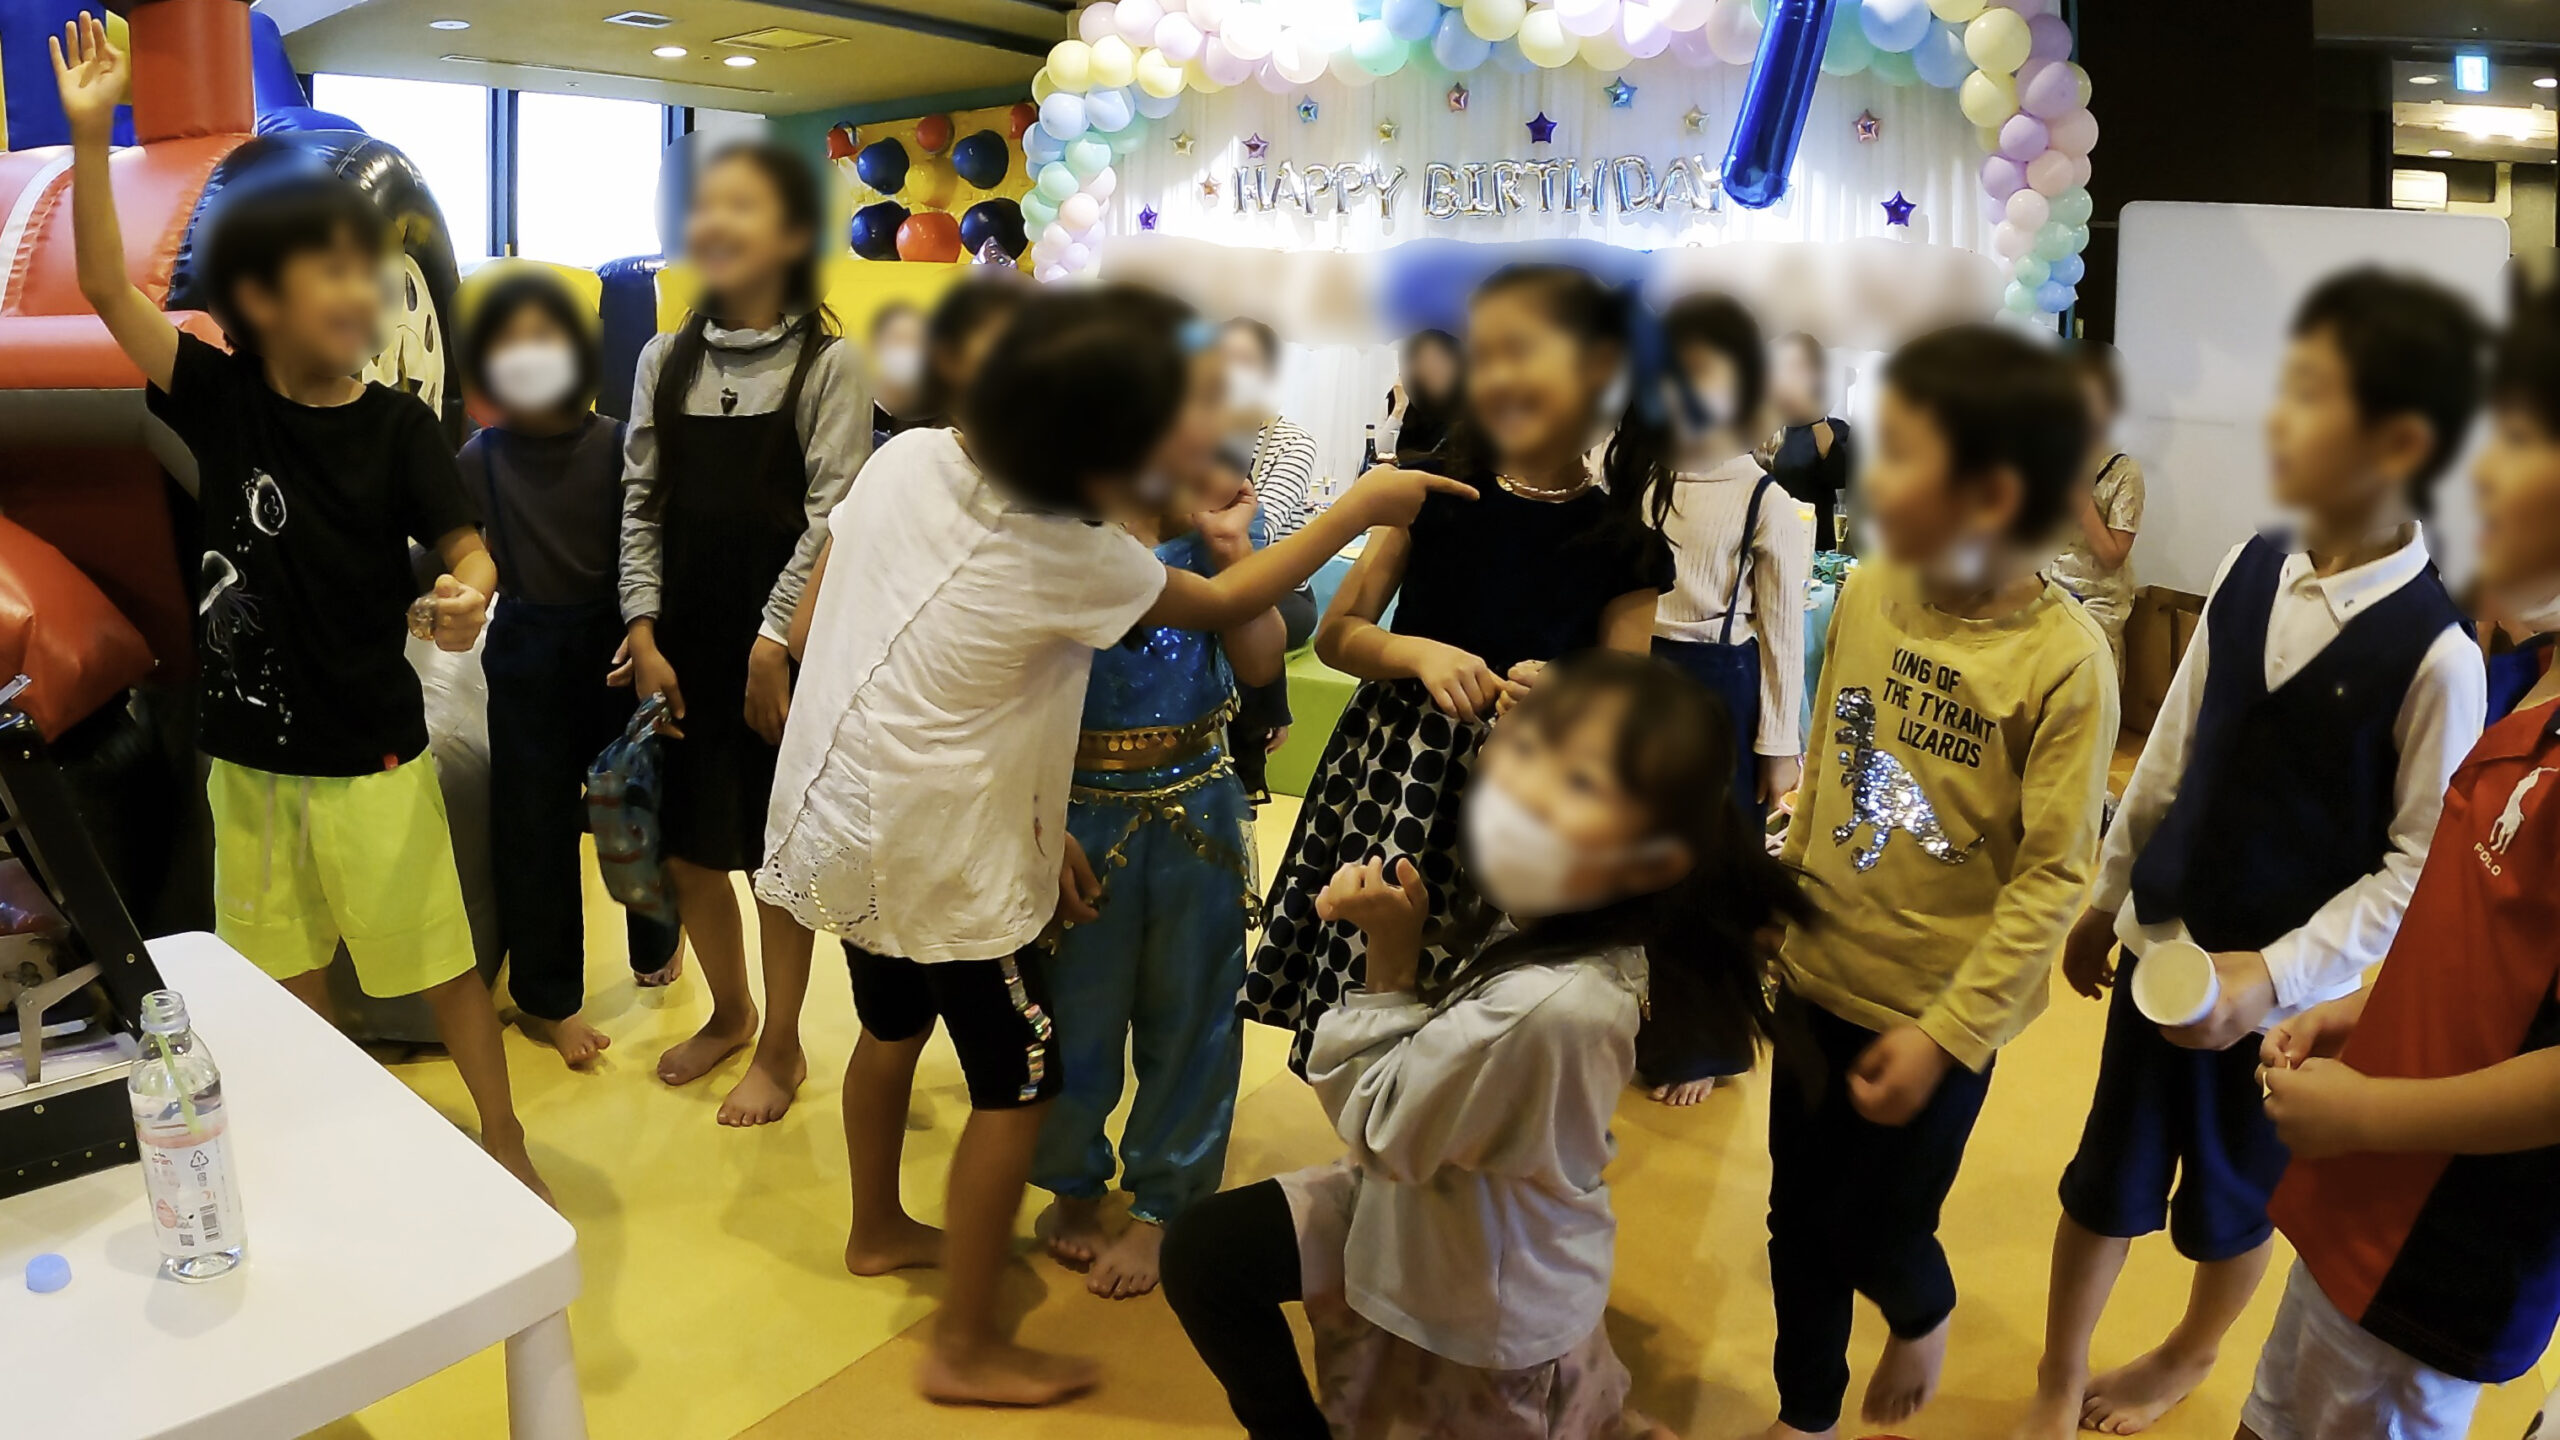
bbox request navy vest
[2127,533,2461,952]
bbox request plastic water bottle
[129,990,245,1281]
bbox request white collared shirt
[2091,525,2486,1019]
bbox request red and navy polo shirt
[2270,694,2560,1383]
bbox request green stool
[1269,646,1358,798]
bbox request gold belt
[1074,697,1237,772]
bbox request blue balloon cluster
[958,198,1028,259]
[850,200,910,261]
[854,139,909,196]
[950,129,1010,190]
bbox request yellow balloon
[1032,69,1058,103]
[1185,57,1228,93]
[1089,34,1137,89]
[1927,0,1985,19]
[1136,48,1187,99]
[1958,68,2018,128]
[2071,61,2093,105]
[1962,7,2031,74]
[1517,7,1578,67]
[1578,29,1632,71]
[1463,0,1528,42]
[1047,38,1094,92]
[1976,124,2004,154]
[910,156,960,211]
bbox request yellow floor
[306,799,2553,1440]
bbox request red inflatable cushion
[0,515,155,737]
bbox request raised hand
[48,12,128,143]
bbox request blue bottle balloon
[1721,0,1840,209]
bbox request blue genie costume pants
[1031,762,1254,1224]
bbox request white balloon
[1328,43,1381,84]
[1042,222,1073,251]
[1272,31,1331,83]
[1087,168,1118,200]
[1080,3,1120,44]
[1188,0,1232,30]
[1555,0,1621,39]
[1039,263,1069,283]
[1659,0,1715,29]
[1115,0,1165,44]
[1154,13,1205,60]
[1064,242,1094,270]
[1618,0,1672,57]
[1222,1,1277,58]
[1297,0,1359,51]
[1703,0,1761,64]
[1061,192,1102,230]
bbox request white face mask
[1463,777,1679,919]
[484,339,580,415]
[875,342,923,393]
[2509,581,2560,634]
[1928,532,1991,590]
[1226,366,1274,418]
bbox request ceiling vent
[603,11,677,28]
[716,26,845,52]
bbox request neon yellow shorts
[208,755,475,999]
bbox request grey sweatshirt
[618,315,871,642]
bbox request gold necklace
[1495,471,1593,501]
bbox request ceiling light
[652,44,686,58]
[2428,148,2453,157]
[2456,53,2491,92]
[429,18,470,29]
[722,54,756,67]
[2537,77,2558,89]
[603,10,675,26]
[2411,74,2442,85]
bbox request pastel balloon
[1065,136,1113,178]
[1089,35,1135,87]
[1703,0,1762,64]
[1964,6,2031,72]
[1224,2,1279,58]
[1115,0,1165,44]
[1020,192,1059,228]
[1251,57,1292,92]
[1667,21,1721,65]
[1039,91,1090,141]
[1153,12,1205,61]
[1041,221,1072,253]
[1135,47,1188,96]
[2032,220,2074,260]
[1382,0,1441,40]
[1108,118,1149,155]
[1202,35,1257,84]
[2004,188,2050,230]
[1059,192,1102,231]
[2021,57,2080,117]
[1821,12,1872,73]
[2004,280,2038,314]
[1087,167,1118,200]
[1554,0,1622,40]
[1659,0,1716,30]
[1998,112,2049,160]
[1032,69,1057,103]
[1909,18,1970,86]
[1464,0,1529,38]
[1037,264,1067,284]
[1979,187,2009,226]
[2048,252,2086,287]
[1080,2,1120,45]
[1618,2,1673,59]
[1959,70,2018,127]
[1298,0,1360,51]
[1927,0,1984,18]
[1273,33,1331,82]
[1189,0,1233,30]
[2051,186,2092,227]
[1037,161,1082,203]
[1025,125,1066,164]
[1518,7,1579,65]
[1064,241,1093,270]
[2047,106,2098,155]
[1328,44,1382,84]
[1085,85,1136,132]
[1992,221,2034,259]
[1980,154,2026,200]
[1579,28,1633,69]
[2067,153,2093,188]
[1860,0,1931,53]
[1352,17,1414,71]
[2035,280,2075,313]
[1047,39,1095,91]
[2072,62,2093,105]
[2025,148,2074,195]
[1490,35,1540,70]
[2011,254,2050,288]
[1869,45,1919,84]
[2027,12,2072,60]
[1976,124,2004,153]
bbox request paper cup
[2132,939,2219,1027]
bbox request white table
[0,932,585,1439]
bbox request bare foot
[656,1009,756,1087]
[716,1049,806,1126]
[634,949,685,988]
[1087,1218,1163,1299]
[484,1126,555,1209]
[520,1012,611,1069]
[918,1341,1100,1407]
[845,1213,944,1275]
[1036,1195,1108,1272]
[1647,1076,1718,1106]
[1863,1314,1951,1425]
[2008,1366,2089,1440]
[2082,1344,2215,1435]
[1756,1421,1836,1439]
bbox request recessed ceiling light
[722,53,756,67]
[2428,148,2453,157]
[652,44,686,58]
[2537,76,2558,89]
[2411,74,2442,85]
[429,18,470,29]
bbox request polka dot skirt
[1242,678,1490,1074]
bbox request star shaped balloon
[1882,190,1916,226]
[1243,132,1269,160]
[1377,119,1398,142]
[1172,131,1195,156]
[977,237,1016,269]
[1200,175,1221,202]
[1139,204,1160,231]
[1526,111,1557,145]
[1605,77,1638,109]
[1297,96,1319,124]
[1855,110,1881,143]
[1684,105,1708,134]
[1447,82,1469,112]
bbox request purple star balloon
[1243,132,1269,160]
[1855,110,1881,143]
[1526,112,1557,145]
[1139,204,1160,231]
[1882,190,1916,226]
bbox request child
[52,17,542,1194]
[867,298,924,446]
[1031,431,1286,1299]
[1162,650,1807,1440]
[458,271,684,1068]
[2047,341,2145,670]
[899,277,1027,434]
[2018,270,2487,1440]
[2240,299,2560,1440]
[1767,324,2117,1440]
[618,140,868,1126]
[1759,332,1854,553]
[1644,291,1813,1105]
[1217,317,1319,539]
[755,285,1470,1405]
[1247,264,1675,1073]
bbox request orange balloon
[895,211,964,263]
[1008,101,1038,139]
[915,113,955,154]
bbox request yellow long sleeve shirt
[1780,563,2120,1071]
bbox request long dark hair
[916,273,1031,424]
[641,140,833,527]
[1434,264,1677,537]
[1424,650,1811,1061]
[1392,327,1462,459]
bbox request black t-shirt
[147,333,479,776]
[458,414,623,608]
[1390,481,1674,675]
[1772,417,1853,550]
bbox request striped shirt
[1654,454,1814,755]
[1248,417,1319,540]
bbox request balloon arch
[1012,0,2096,320]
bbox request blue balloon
[1488,37,1538,73]
[1024,125,1067,165]
[1382,0,1440,40]
[850,200,910,260]
[1723,0,1839,209]
[958,198,1028,259]
[1909,18,1970,87]
[2047,253,2087,287]
[853,139,910,195]
[1859,0,1931,53]
[1135,88,1182,120]
[1431,10,1494,70]
[1038,91,1089,142]
[2035,280,2078,314]
[950,129,1010,189]
[1355,0,1384,16]
[1085,85,1135,133]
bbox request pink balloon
[1981,155,2027,200]
[2027,13,2073,61]
[1154,13,1203,63]
[1667,22,1720,65]
[2047,106,2099,156]
[1079,2,1120,44]
[2004,188,2050,230]
[1115,0,1165,45]
[1255,57,1294,92]
[2025,147,2074,195]
[2067,153,2094,188]
[2021,60,2082,118]
[1981,188,2010,226]
[1993,220,2035,259]
[1998,112,2050,161]
[1202,35,1256,85]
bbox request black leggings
[1161,1180,1330,1439]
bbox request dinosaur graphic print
[1828,683,1985,872]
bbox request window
[309,74,492,263]
[516,92,667,267]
